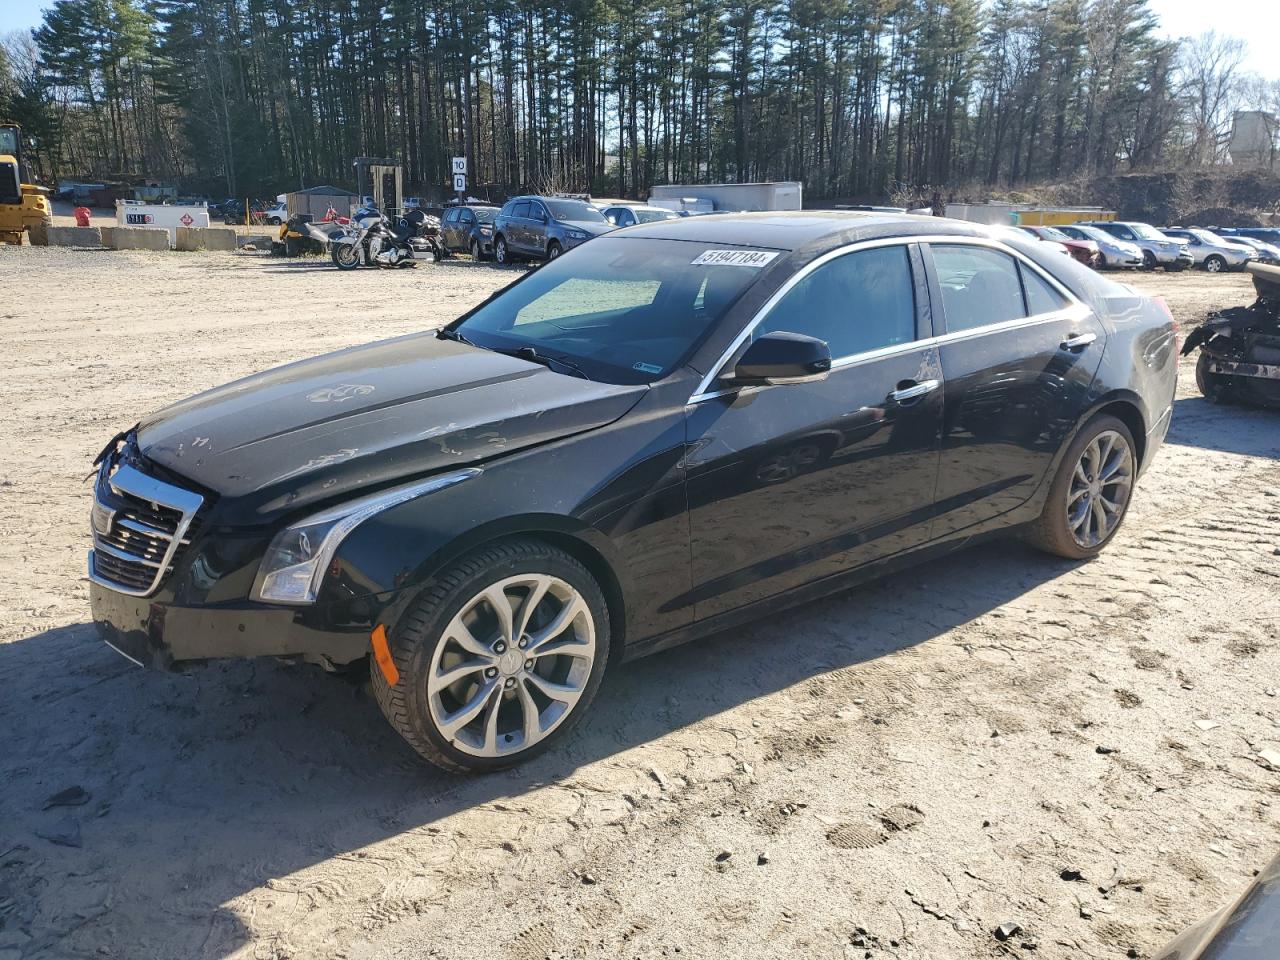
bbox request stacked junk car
[1183,262,1280,408]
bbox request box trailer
[648,181,802,212]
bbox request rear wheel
[372,539,611,773]
[1026,414,1137,560]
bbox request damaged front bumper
[1183,262,1280,407]
[90,579,375,670]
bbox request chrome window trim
[687,234,1088,405]
[88,460,205,598]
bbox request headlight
[252,468,480,604]
[479,226,492,235]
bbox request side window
[444,208,459,224]
[1019,262,1070,315]
[511,201,530,219]
[931,245,1026,332]
[461,210,475,224]
[530,202,548,222]
[1114,226,1134,240]
[620,210,635,226]
[753,245,916,358]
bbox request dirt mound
[1181,207,1262,227]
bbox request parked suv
[438,204,500,260]
[1160,227,1255,273]
[492,196,614,263]
[1078,221,1192,271]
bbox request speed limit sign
[451,156,467,175]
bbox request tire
[1025,414,1138,560]
[331,243,361,270]
[1203,255,1225,273]
[470,238,487,262]
[268,217,281,226]
[1195,352,1232,403]
[546,241,562,261]
[1141,250,1157,271]
[371,538,612,773]
[494,235,511,264]
[1167,261,1186,272]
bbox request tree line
[2,0,1276,202]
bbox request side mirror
[730,331,832,385]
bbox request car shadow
[1166,395,1279,459]
[0,537,1078,957]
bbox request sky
[4,0,1279,82]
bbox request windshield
[453,237,778,384]
[473,208,497,223]
[635,208,678,223]
[1130,224,1170,241]
[0,128,18,156]
[1189,229,1228,245]
[1073,226,1115,245]
[1037,226,1072,242]
[545,199,607,223]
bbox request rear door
[441,208,460,250]
[684,242,944,619]
[923,240,1106,537]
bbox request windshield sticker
[690,249,780,268]
[633,361,663,375]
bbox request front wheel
[494,236,513,265]
[331,242,361,270]
[372,539,611,773]
[1203,255,1225,273]
[546,241,562,261]
[1026,415,1137,560]
[470,238,487,261]
[1196,352,1233,404]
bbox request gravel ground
[0,249,1277,960]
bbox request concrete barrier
[46,225,102,247]
[99,226,114,248]
[109,226,170,251]
[204,227,237,252]
[176,227,205,251]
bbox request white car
[601,204,681,227]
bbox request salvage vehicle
[492,195,615,263]
[1182,262,1280,408]
[1078,220,1192,271]
[437,203,500,260]
[1224,235,1280,264]
[328,205,438,269]
[1057,224,1144,269]
[0,121,52,245]
[88,212,1178,772]
[1154,850,1279,960]
[602,204,681,227]
[1018,224,1100,268]
[1161,227,1256,273]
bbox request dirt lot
[1,249,1277,960]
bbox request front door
[684,243,944,619]
[923,241,1106,537]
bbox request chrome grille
[88,458,204,597]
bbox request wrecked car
[88,212,1177,773]
[1183,262,1280,408]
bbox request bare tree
[1178,30,1247,165]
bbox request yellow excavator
[0,122,53,245]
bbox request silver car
[1161,228,1256,273]
[1057,224,1144,269]
[1227,235,1280,263]
[1078,221,1192,271]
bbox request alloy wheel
[1066,429,1133,548]
[426,574,596,758]
[1205,256,1224,273]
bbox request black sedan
[87,212,1178,772]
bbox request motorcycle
[326,206,439,270]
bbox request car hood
[563,219,615,236]
[136,334,647,521]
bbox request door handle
[887,379,940,404]
[1060,332,1097,351]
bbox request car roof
[616,210,994,252]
